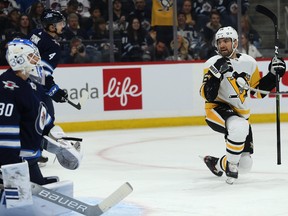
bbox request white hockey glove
[209,57,233,79]
[43,125,83,170]
[269,56,286,77]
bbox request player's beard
[219,49,233,57]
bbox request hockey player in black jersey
[200,26,286,184]
[29,9,68,165]
[0,39,82,185]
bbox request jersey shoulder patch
[30,34,41,45]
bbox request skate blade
[226,177,236,185]
[38,162,47,168]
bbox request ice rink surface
[42,123,288,216]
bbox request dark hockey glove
[45,75,68,103]
[269,56,286,77]
[47,84,68,103]
[209,57,233,79]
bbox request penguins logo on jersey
[158,0,173,11]
[227,72,249,103]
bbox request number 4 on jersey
[49,53,56,60]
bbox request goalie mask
[214,26,238,58]
[6,39,45,84]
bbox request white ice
[42,123,288,216]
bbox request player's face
[27,53,40,65]
[216,38,234,57]
[55,21,66,34]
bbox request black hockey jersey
[0,69,51,160]
[29,29,62,75]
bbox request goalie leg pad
[43,136,83,170]
[1,161,33,208]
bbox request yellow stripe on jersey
[200,68,210,99]
[230,105,250,118]
[249,66,265,98]
[205,107,225,127]
[250,66,261,88]
[151,0,174,26]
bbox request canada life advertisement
[1,60,287,123]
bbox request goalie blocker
[42,125,83,170]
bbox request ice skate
[38,155,48,167]
[200,155,223,177]
[226,161,238,184]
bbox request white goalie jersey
[201,53,262,119]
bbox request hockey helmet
[214,26,238,57]
[6,38,41,72]
[41,9,65,28]
[6,38,45,84]
[214,26,238,47]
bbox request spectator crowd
[0,0,263,65]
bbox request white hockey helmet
[214,26,239,57]
[214,26,238,46]
[6,38,40,71]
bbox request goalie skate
[200,156,223,177]
[38,155,48,167]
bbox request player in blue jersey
[0,39,82,185]
[0,38,51,184]
[29,9,69,164]
[29,9,67,133]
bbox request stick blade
[97,182,133,213]
[255,5,277,25]
[79,90,89,108]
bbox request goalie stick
[0,171,133,216]
[31,182,133,216]
[256,5,281,165]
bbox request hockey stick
[0,171,132,216]
[30,182,133,216]
[256,5,281,165]
[236,79,288,95]
[66,98,81,110]
[249,88,288,96]
[64,90,89,110]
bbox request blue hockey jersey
[29,29,62,75]
[0,69,51,162]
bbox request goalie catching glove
[269,56,286,77]
[42,125,83,170]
